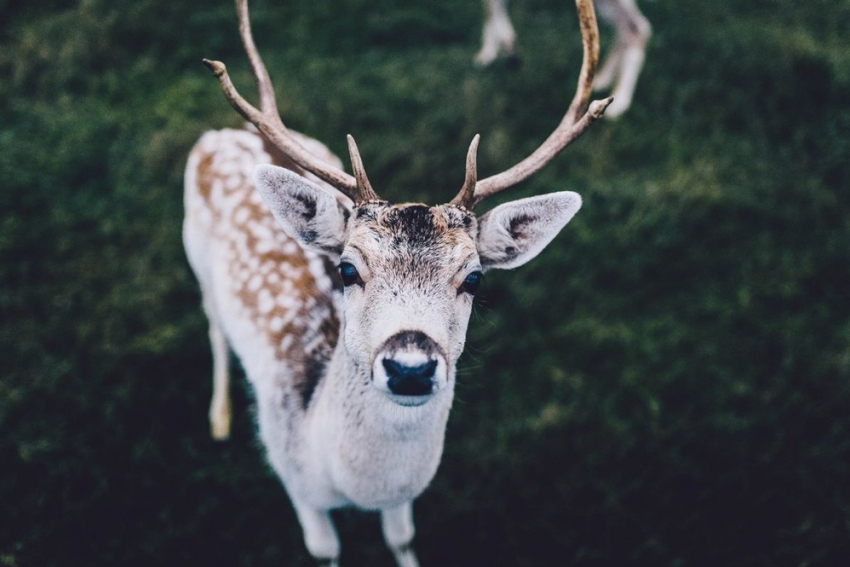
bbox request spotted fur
[184,127,341,411]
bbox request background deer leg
[291,499,341,566]
[605,44,645,118]
[592,37,624,91]
[593,0,651,119]
[381,502,420,567]
[475,0,517,66]
[206,307,232,441]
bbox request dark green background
[2,0,849,565]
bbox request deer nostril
[383,358,437,396]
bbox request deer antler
[452,0,613,210]
[203,0,378,203]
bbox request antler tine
[450,135,480,209]
[564,0,601,126]
[462,0,613,209]
[204,0,378,202]
[347,135,380,202]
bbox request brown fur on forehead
[347,203,478,279]
[353,202,477,243]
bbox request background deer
[185,0,610,565]
[477,0,651,118]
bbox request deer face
[254,165,581,407]
[336,202,480,405]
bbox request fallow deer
[184,0,611,565]
[476,0,651,118]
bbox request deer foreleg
[592,37,624,91]
[382,502,420,567]
[593,0,651,119]
[475,0,517,66]
[291,499,341,567]
[605,44,645,118]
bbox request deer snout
[372,331,447,401]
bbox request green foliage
[2,0,849,565]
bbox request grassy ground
[2,0,849,565]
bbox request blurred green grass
[1,0,849,565]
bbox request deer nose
[382,358,437,396]
[375,330,445,398]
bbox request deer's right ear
[253,164,350,259]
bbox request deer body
[188,1,610,565]
[186,127,465,563]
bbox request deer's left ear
[476,192,582,271]
[253,164,351,260]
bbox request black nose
[383,358,437,396]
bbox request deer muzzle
[371,331,447,404]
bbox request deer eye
[338,262,361,287]
[460,271,483,295]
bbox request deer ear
[253,164,350,259]
[476,192,582,271]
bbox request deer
[184,0,612,565]
[476,0,651,119]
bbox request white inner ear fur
[476,191,582,271]
[253,164,350,259]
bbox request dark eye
[338,262,362,287]
[460,271,483,295]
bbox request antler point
[202,59,226,77]
[589,97,614,118]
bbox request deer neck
[316,332,455,438]
[304,323,455,508]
